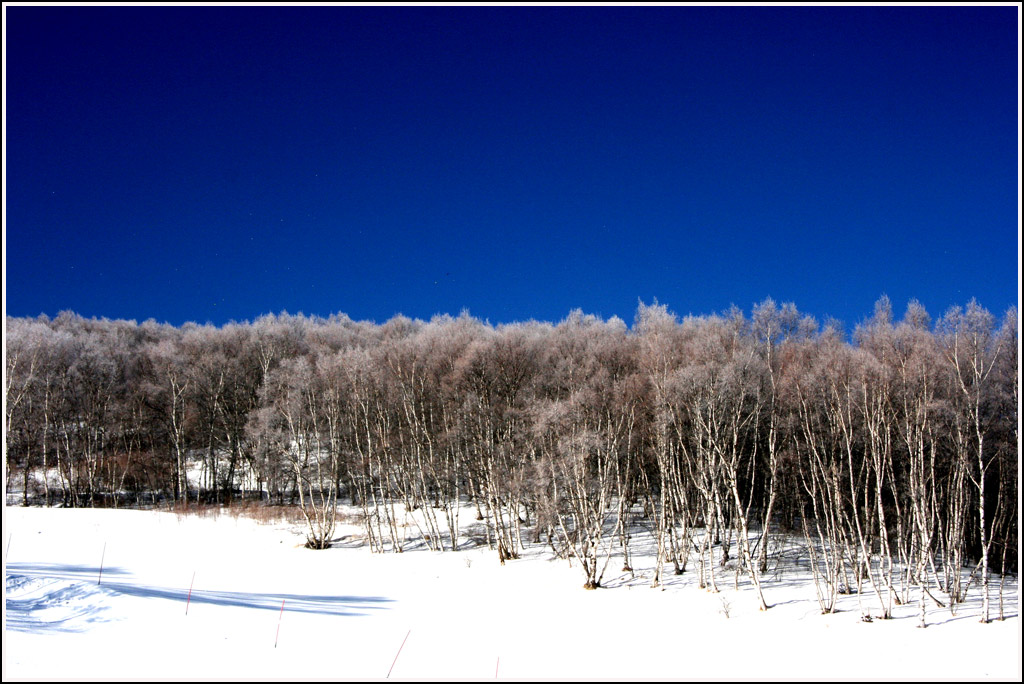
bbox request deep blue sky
[5,6,1020,330]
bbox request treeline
[4,297,1018,618]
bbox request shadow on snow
[6,562,393,634]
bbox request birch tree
[938,300,1005,623]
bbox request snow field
[3,505,1021,681]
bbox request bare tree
[5,299,1016,614]
[938,300,1005,623]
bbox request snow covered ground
[4,504,1021,681]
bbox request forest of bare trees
[4,297,1018,620]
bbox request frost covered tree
[937,300,1006,623]
[4,298,1016,603]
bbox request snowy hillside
[3,505,1020,681]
